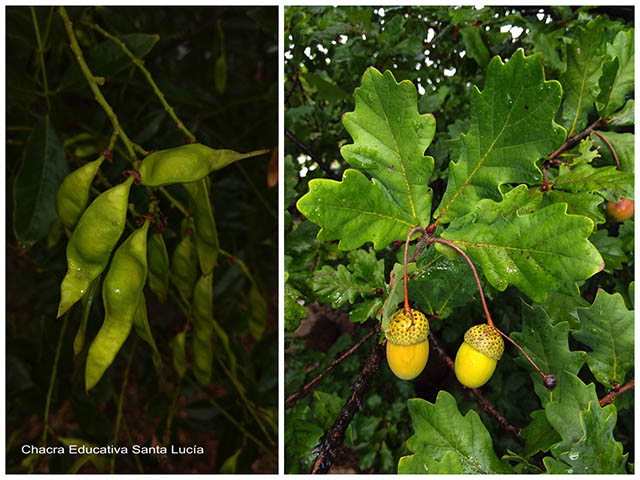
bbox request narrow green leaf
[214,55,227,94]
[192,273,214,384]
[559,18,605,135]
[510,302,586,406]
[435,49,565,223]
[13,115,69,248]
[573,289,633,388]
[170,330,187,378]
[405,392,511,474]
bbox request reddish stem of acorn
[403,227,427,313]
[429,237,556,389]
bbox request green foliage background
[285,6,633,474]
[6,6,277,474]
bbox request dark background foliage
[7,6,277,474]
[285,5,633,474]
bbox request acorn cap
[464,324,504,360]
[385,308,429,346]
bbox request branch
[284,128,339,180]
[310,327,384,474]
[547,118,604,164]
[599,379,634,407]
[286,327,377,407]
[285,71,300,106]
[429,333,524,445]
[58,7,136,160]
[591,129,621,169]
[85,21,197,145]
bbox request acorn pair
[385,308,503,388]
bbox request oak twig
[284,128,339,180]
[547,118,603,164]
[310,326,384,474]
[286,327,377,407]
[429,333,524,445]
[599,379,634,407]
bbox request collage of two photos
[5,4,635,475]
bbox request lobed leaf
[573,289,634,388]
[405,391,511,474]
[435,49,565,223]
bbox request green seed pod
[73,276,101,356]
[57,176,134,318]
[171,330,187,378]
[184,179,219,275]
[85,220,149,391]
[138,144,267,187]
[56,158,103,232]
[147,232,170,302]
[132,293,162,368]
[192,272,215,385]
[171,233,199,301]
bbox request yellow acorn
[455,323,504,388]
[385,308,429,380]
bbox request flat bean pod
[85,220,149,391]
[56,158,103,232]
[132,293,162,367]
[170,233,198,302]
[138,144,268,187]
[147,232,170,302]
[171,330,187,378]
[184,179,219,274]
[192,272,214,384]
[57,176,134,318]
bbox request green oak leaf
[285,281,307,331]
[405,392,511,474]
[309,248,385,308]
[409,247,477,320]
[380,262,415,332]
[551,163,634,203]
[521,410,561,458]
[591,131,634,173]
[285,403,324,474]
[398,450,463,474]
[573,289,634,388]
[298,68,435,250]
[537,291,590,331]
[598,29,634,117]
[589,229,628,272]
[349,297,383,324]
[609,99,634,126]
[440,202,603,303]
[559,17,605,136]
[510,301,586,406]
[297,169,416,251]
[434,49,565,223]
[544,371,627,474]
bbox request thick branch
[284,128,339,180]
[310,329,384,474]
[286,327,377,407]
[429,333,524,445]
[547,118,604,163]
[600,379,634,407]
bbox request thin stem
[429,237,494,327]
[547,118,603,162]
[286,327,377,406]
[58,7,136,160]
[591,129,621,169]
[600,379,634,407]
[429,238,556,387]
[42,311,70,447]
[158,186,189,217]
[184,376,276,459]
[235,162,277,221]
[110,339,137,473]
[30,7,51,113]
[85,21,197,144]
[162,383,182,446]
[403,227,427,313]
